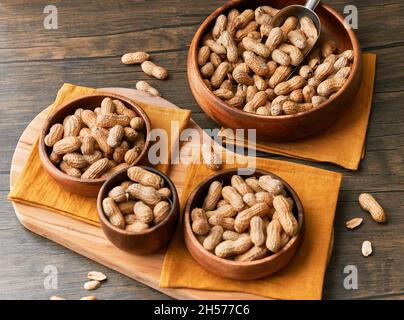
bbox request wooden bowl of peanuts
[187,0,362,141]
[39,93,151,197]
[183,168,304,280]
[97,166,179,254]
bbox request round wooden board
[9,88,333,299]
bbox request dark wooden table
[0,0,403,300]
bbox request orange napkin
[8,83,191,226]
[218,53,376,170]
[160,154,342,300]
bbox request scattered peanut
[359,193,387,223]
[345,217,363,230]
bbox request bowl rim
[97,165,179,236]
[183,168,304,266]
[39,92,151,184]
[188,0,361,120]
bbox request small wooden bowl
[38,93,151,197]
[187,0,363,141]
[183,168,304,280]
[97,166,179,255]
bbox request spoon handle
[305,0,321,11]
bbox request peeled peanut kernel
[136,81,161,97]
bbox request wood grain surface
[0,0,403,300]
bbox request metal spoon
[271,0,322,78]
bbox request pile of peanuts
[198,6,354,116]
[44,98,146,179]
[191,174,299,261]
[102,166,172,232]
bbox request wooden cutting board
[9,87,332,300]
[9,87,270,300]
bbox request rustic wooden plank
[0,0,403,55]
[0,192,170,300]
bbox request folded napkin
[218,53,376,170]
[8,83,191,226]
[160,154,342,300]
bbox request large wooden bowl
[187,0,362,141]
[38,93,151,197]
[183,168,304,280]
[97,166,179,255]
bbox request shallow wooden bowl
[38,93,151,197]
[183,168,304,280]
[97,166,179,255]
[187,0,362,141]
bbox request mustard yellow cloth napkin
[218,53,376,170]
[8,83,191,226]
[160,154,342,300]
